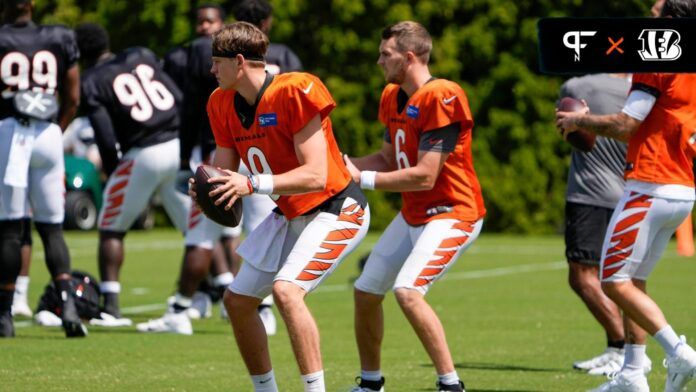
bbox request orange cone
[676,216,694,257]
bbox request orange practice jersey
[378,79,486,225]
[208,72,351,219]
[627,73,696,187]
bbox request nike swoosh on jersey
[443,96,457,104]
[302,82,314,94]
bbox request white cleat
[350,377,385,392]
[136,311,192,335]
[575,348,624,371]
[11,297,33,318]
[259,306,276,336]
[589,371,649,392]
[588,355,652,376]
[34,310,62,327]
[664,336,696,392]
[89,312,132,327]
[186,292,212,320]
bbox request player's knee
[223,289,257,316]
[600,280,624,300]
[394,287,422,310]
[354,288,384,308]
[272,281,304,311]
[99,230,126,242]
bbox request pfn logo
[563,31,597,61]
[638,29,682,61]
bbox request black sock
[103,293,120,317]
[0,290,13,314]
[608,339,626,349]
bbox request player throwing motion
[75,23,190,326]
[344,22,485,392]
[557,2,696,391]
[193,22,370,392]
[0,0,86,338]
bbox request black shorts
[565,201,614,265]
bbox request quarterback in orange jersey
[191,22,370,392]
[556,3,696,391]
[344,22,485,392]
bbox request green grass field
[2,229,695,391]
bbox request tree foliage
[26,0,651,232]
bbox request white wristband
[360,171,377,190]
[256,174,274,194]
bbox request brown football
[194,165,243,227]
[558,97,596,152]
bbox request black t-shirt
[0,21,79,120]
[162,45,188,93]
[81,46,182,156]
[180,36,218,163]
[265,43,302,75]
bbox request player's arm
[348,141,397,172]
[88,105,120,176]
[364,149,448,192]
[209,114,328,210]
[556,89,655,142]
[57,64,80,131]
[350,123,458,192]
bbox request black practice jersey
[0,22,79,120]
[81,47,181,156]
[265,43,303,75]
[180,36,217,163]
[162,45,188,93]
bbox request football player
[557,2,696,391]
[193,22,370,392]
[344,21,486,392]
[75,23,190,326]
[0,0,86,337]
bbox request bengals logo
[637,29,682,61]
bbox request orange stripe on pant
[296,204,364,282]
[414,222,472,287]
[602,194,653,280]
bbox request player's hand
[175,169,194,194]
[555,111,581,140]
[343,154,361,184]
[208,169,250,211]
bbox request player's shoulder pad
[125,46,157,62]
[276,72,325,95]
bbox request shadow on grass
[419,361,564,373]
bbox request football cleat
[0,312,15,338]
[136,311,192,335]
[664,336,696,392]
[259,305,276,336]
[588,354,652,376]
[590,371,649,392]
[350,376,385,392]
[89,312,132,327]
[11,295,33,317]
[574,348,624,371]
[436,380,465,392]
[186,292,212,320]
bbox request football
[558,97,596,152]
[193,165,243,227]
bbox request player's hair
[233,0,273,28]
[75,23,110,62]
[660,0,696,17]
[197,3,226,21]
[381,21,432,63]
[2,0,31,16]
[212,21,268,62]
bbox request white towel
[3,118,35,188]
[237,212,288,272]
